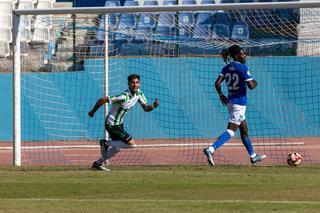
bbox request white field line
[0,142,305,150]
[1,198,319,205]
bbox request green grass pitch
[0,165,320,212]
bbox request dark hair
[221,45,242,64]
[127,74,140,82]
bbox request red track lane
[0,138,319,166]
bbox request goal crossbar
[13,1,320,16]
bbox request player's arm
[141,99,159,112]
[88,97,109,117]
[243,65,257,90]
[247,79,258,90]
[215,75,228,106]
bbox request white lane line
[0,142,305,150]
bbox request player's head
[127,74,140,93]
[222,45,246,64]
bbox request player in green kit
[88,74,159,171]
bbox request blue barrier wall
[0,74,13,141]
[1,56,319,141]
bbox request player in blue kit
[203,45,266,166]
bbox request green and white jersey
[106,89,147,125]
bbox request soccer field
[0,165,320,212]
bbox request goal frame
[12,1,320,166]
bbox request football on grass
[287,153,302,167]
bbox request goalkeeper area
[1,1,319,166]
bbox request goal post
[12,13,21,166]
[12,1,320,166]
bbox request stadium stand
[0,41,10,58]
[32,1,53,43]
[0,1,14,58]
[0,0,300,60]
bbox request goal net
[12,2,320,166]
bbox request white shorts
[227,103,246,125]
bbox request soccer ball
[287,153,302,167]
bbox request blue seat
[105,0,120,16]
[162,0,177,5]
[212,11,232,39]
[179,12,194,26]
[137,13,156,33]
[239,0,254,2]
[156,13,176,38]
[178,12,194,38]
[194,12,212,40]
[212,24,230,39]
[105,0,120,7]
[231,21,249,40]
[180,0,196,40]
[143,0,159,6]
[158,13,176,28]
[214,11,232,26]
[124,0,139,6]
[182,0,196,4]
[220,0,235,3]
[135,14,156,45]
[116,13,136,41]
[201,0,215,4]
[196,12,213,25]
[118,13,136,29]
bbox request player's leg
[239,120,255,157]
[203,104,240,166]
[203,122,238,166]
[105,124,136,149]
[239,120,266,164]
[92,124,125,171]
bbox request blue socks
[212,131,231,150]
[241,136,255,156]
[210,130,255,158]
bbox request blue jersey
[220,61,253,106]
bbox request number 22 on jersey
[225,73,239,91]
